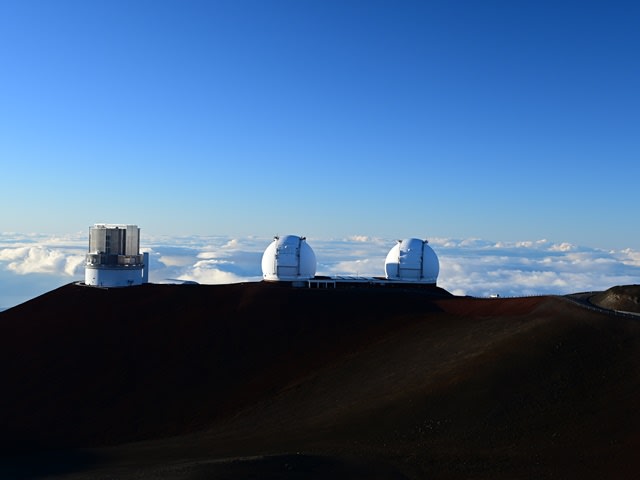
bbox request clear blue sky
[1,0,638,249]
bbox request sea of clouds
[1,232,639,310]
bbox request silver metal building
[84,224,149,287]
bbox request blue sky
[1,0,638,248]
[1,1,639,307]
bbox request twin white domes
[261,235,439,284]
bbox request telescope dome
[261,235,316,282]
[384,238,439,284]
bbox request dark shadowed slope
[0,283,448,449]
[1,283,639,479]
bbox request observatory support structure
[84,224,148,287]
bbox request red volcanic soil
[1,282,639,479]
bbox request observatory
[384,238,439,284]
[84,224,149,287]
[261,235,316,284]
[261,235,440,289]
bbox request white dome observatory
[84,224,149,287]
[261,235,316,283]
[384,238,439,284]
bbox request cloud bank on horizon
[1,233,639,310]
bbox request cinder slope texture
[1,283,639,479]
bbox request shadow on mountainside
[1,282,639,479]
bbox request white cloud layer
[1,232,639,309]
[0,232,86,278]
[0,246,84,276]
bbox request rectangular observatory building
[85,224,149,287]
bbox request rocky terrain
[590,284,640,314]
[1,282,639,479]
